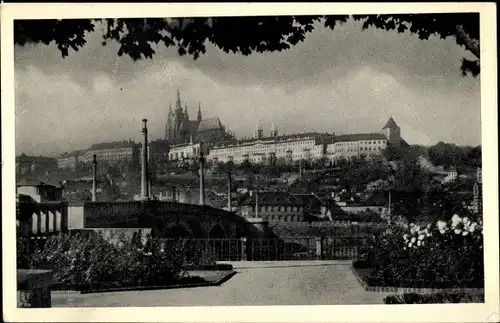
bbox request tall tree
[14,14,480,77]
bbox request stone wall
[83,200,234,228]
[17,269,52,308]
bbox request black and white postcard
[2,3,498,323]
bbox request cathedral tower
[197,102,202,122]
[270,120,278,138]
[254,120,263,139]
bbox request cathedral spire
[176,90,182,110]
[165,101,173,140]
[184,102,189,120]
[197,102,202,122]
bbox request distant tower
[165,102,173,141]
[197,102,202,122]
[184,103,189,121]
[254,120,264,139]
[382,116,401,146]
[270,120,278,138]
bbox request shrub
[26,232,186,290]
[359,215,484,288]
[384,292,484,304]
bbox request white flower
[437,220,448,232]
[462,230,469,236]
[421,241,425,247]
[408,242,413,248]
[451,214,462,228]
[417,240,422,247]
[411,237,416,243]
[454,228,462,235]
[403,234,409,241]
[468,222,478,233]
[462,217,471,226]
[418,234,425,241]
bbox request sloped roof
[89,141,137,150]
[334,133,387,143]
[382,117,398,129]
[240,191,303,206]
[198,118,223,132]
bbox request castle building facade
[208,117,402,165]
[164,90,231,151]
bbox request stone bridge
[82,200,268,239]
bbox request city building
[208,123,330,164]
[164,90,232,149]
[239,191,305,222]
[149,139,170,163]
[168,140,201,161]
[325,117,402,161]
[17,182,63,203]
[16,154,58,175]
[84,140,140,164]
[57,150,82,170]
[472,167,482,214]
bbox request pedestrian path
[52,261,391,307]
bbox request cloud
[13,18,481,157]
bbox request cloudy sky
[14,17,481,157]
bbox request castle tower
[254,120,263,139]
[165,102,173,141]
[197,102,202,122]
[382,116,401,146]
[270,120,278,138]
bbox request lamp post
[141,119,150,201]
[92,154,97,201]
[199,153,205,205]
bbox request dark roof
[382,117,398,129]
[212,132,332,149]
[292,193,325,206]
[240,191,303,206]
[198,118,223,132]
[60,150,81,158]
[334,133,387,143]
[89,141,138,150]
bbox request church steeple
[165,101,173,140]
[197,102,202,122]
[184,102,189,121]
[270,120,278,138]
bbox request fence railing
[160,236,369,262]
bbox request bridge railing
[160,236,369,262]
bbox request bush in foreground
[25,233,186,290]
[358,214,484,288]
[384,292,484,304]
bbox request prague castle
[207,117,403,165]
[164,90,231,149]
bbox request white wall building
[168,142,201,161]
[209,133,328,164]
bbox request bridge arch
[162,224,194,239]
[207,224,227,238]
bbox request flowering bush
[384,292,484,304]
[357,214,484,288]
[26,233,186,290]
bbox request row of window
[249,205,303,212]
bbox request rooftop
[89,141,138,151]
[382,117,399,129]
[333,133,387,143]
[240,191,304,206]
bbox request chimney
[227,171,232,211]
[199,153,205,205]
[92,154,97,201]
[141,119,150,200]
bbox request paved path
[52,261,391,307]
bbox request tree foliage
[14,13,480,76]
